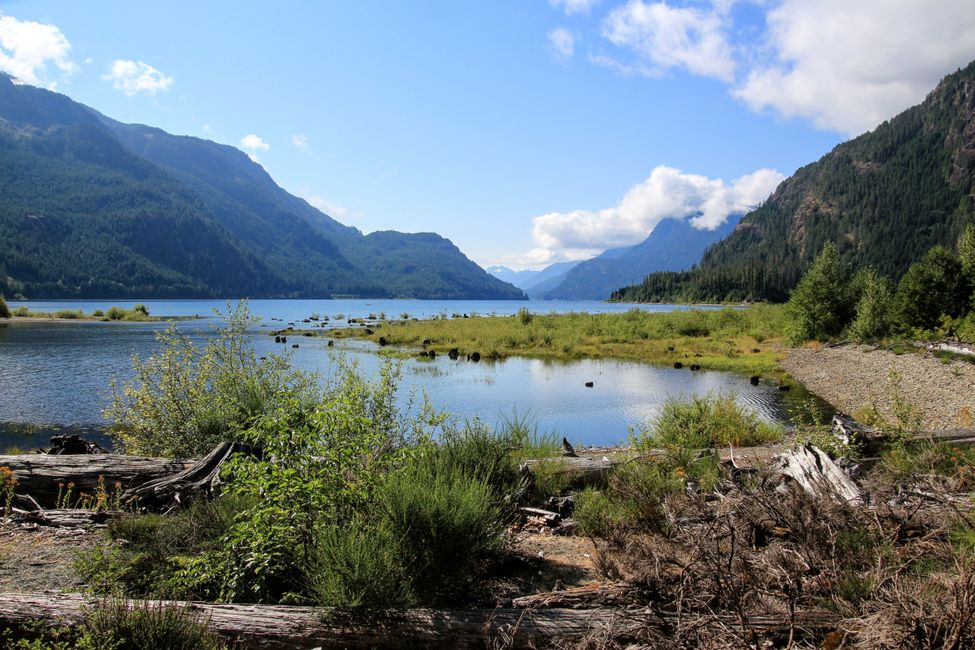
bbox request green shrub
[106,306,126,321]
[309,516,411,609]
[847,267,891,341]
[575,487,628,538]
[76,495,252,598]
[173,359,434,604]
[54,309,83,319]
[575,460,684,537]
[0,295,9,319]
[13,305,29,317]
[377,462,502,604]
[91,309,104,318]
[79,600,224,650]
[643,395,784,449]
[517,306,533,325]
[892,246,971,332]
[105,300,317,457]
[417,423,520,501]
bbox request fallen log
[123,441,260,509]
[512,582,636,609]
[9,508,115,528]
[0,454,189,508]
[0,592,842,649]
[831,414,975,451]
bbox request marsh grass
[9,305,160,322]
[640,394,785,449]
[330,305,787,375]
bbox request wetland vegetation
[326,304,789,376]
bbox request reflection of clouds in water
[0,321,800,447]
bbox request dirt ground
[0,525,100,593]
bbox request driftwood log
[0,592,842,649]
[774,443,862,504]
[122,441,260,509]
[511,582,637,609]
[4,415,972,508]
[0,454,190,508]
[9,508,115,528]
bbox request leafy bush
[892,246,971,331]
[80,600,224,650]
[105,301,317,457]
[785,242,853,343]
[643,395,783,449]
[173,359,441,604]
[517,306,533,325]
[309,516,410,609]
[106,306,126,321]
[847,267,892,341]
[416,422,520,501]
[76,495,252,598]
[0,294,9,319]
[371,462,502,605]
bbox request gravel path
[782,344,975,430]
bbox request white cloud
[550,0,601,15]
[548,28,575,63]
[239,134,270,162]
[291,134,309,151]
[527,165,784,261]
[306,195,349,220]
[733,0,975,135]
[601,1,735,82]
[103,59,173,96]
[0,14,76,88]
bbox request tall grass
[337,305,788,375]
[640,394,784,449]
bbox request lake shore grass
[322,304,789,377]
[3,304,200,323]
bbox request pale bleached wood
[0,592,841,649]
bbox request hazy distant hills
[486,261,580,291]
[528,216,741,300]
[615,60,975,303]
[0,73,524,300]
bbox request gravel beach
[782,344,975,430]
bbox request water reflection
[0,316,828,451]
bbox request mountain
[486,260,580,291]
[530,216,741,300]
[614,61,975,304]
[0,74,525,300]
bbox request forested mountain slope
[614,61,975,303]
[0,74,524,299]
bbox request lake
[0,299,820,450]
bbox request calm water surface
[0,299,815,449]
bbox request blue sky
[3,1,975,269]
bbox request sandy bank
[782,344,975,430]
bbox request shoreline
[782,343,975,430]
[0,315,201,324]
